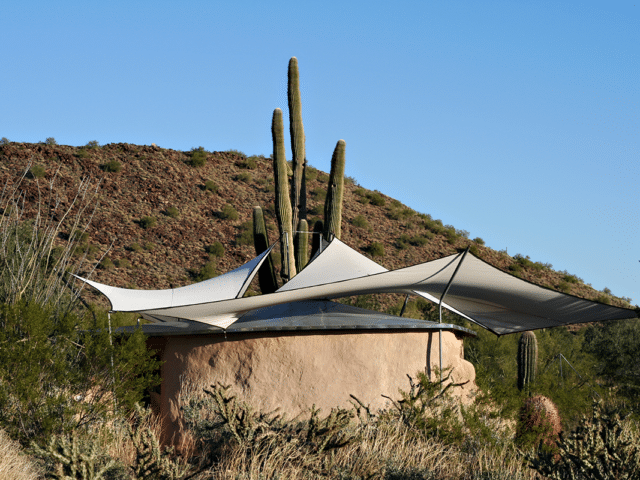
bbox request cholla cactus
[530,401,640,479]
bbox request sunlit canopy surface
[78,239,637,335]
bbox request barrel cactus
[516,395,562,449]
[518,330,538,392]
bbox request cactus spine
[272,108,297,282]
[252,206,278,294]
[518,330,538,392]
[294,219,309,271]
[288,57,307,232]
[323,140,346,241]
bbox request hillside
[0,140,633,314]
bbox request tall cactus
[310,219,324,260]
[272,108,297,282]
[518,330,538,392]
[294,219,309,271]
[252,206,278,294]
[288,57,307,232]
[323,139,346,241]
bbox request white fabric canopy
[77,238,637,335]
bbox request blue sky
[2,1,638,304]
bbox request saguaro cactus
[288,56,307,231]
[272,108,297,282]
[518,330,538,392]
[294,219,309,271]
[252,206,278,294]
[323,140,346,241]
[310,219,324,260]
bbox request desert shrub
[473,237,485,246]
[603,287,612,295]
[366,241,385,257]
[351,215,369,229]
[190,261,218,282]
[98,257,114,270]
[129,242,142,252]
[225,149,246,158]
[76,149,89,159]
[187,147,207,167]
[368,191,385,206]
[584,318,640,413]
[205,241,225,257]
[557,281,571,293]
[85,140,100,148]
[354,187,366,197]
[235,221,253,246]
[114,258,131,269]
[305,165,318,181]
[204,180,218,193]
[344,175,357,185]
[562,274,579,284]
[595,293,610,304]
[0,137,9,145]
[238,156,258,169]
[311,187,326,200]
[45,137,57,145]
[28,165,46,179]
[219,204,239,221]
[144,242,155,251]
[445,228,458,245]
[236,172,251,183]
[0,427,41,478]
[102,160,122,173]
[0,302,160,446]
[165,206,180,218]
[468,244,480,256]
[139,216,157,229]
[308,204,323,216]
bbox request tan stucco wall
[149,329,476,445]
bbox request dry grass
[0,428,41,479]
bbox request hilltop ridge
[0,140,632,313]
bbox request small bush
[85,140,99,148]
[557,281,571,293]
[354,187,366,197]
[236,172,252,183]
[308,204,324,216]
[367,241,385,257]
[563,274,579,284]
[139,216,157,229]
[144,242,155,251]
[165,206,179,218]
[473,237,485,246]
[190,261,218,282]
[311,187,326,200]
[28,165,46,179]
[204,180,218,193]
[367,191,385,206]
[595,294,611,305]
[305,166,318,181]
[205,241,225,257]
[225,149,247,158]
[45,137,57,145]
[76,149,89,159]
[129,242,142,252]
[239,156,258,169]
[99,257,114,270]
[219,204,238,221]
[102,160,122,173]
[351,215,369,229]
[235,221,254,246]
[188,147,207,167]
[0,137,9,145]
[114,258,131,269]
[603,287,612,295]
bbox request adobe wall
[148,329,476,445]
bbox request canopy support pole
[399,294,410,317]
[438,247,470,385]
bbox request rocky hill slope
[0,140,632,313]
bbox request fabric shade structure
[77,238,637,336]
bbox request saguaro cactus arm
[288,56,307,230]
[272,108,297,281]
[253,206,279,294]
[323,139,346,242]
